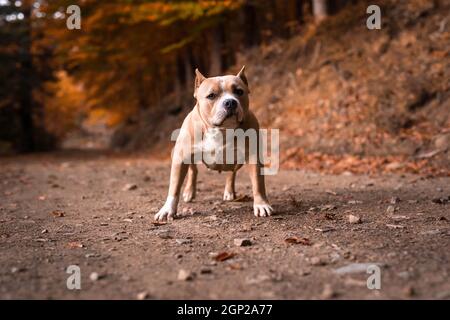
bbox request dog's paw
[223,190,235,201]
[183,189,196,203]
[154,196,178,221]
[253,203,273,217]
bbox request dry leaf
[67,242,83,249]
[227,263,242,270]
[51,210,65,217]
[284,236,312,245]
[214,252,236,262]
[233,195,253,202]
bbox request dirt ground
[0,151,449,300]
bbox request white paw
[253,203,273,217]
[154,196,178,221]
[223,190,235,201]
[183,189,195,203]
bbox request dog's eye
[206,93,216,100]
[234,88,244,96]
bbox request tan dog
[154,66,273,221]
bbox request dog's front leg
[248,163,273,217]
[154,160,189,221]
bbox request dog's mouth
[211,110,238,127]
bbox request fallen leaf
[284,236,312,245]
[227,263,242,270]
[233,195,253,202]
[67,242,83,249]
[214,252,236,262]
[51,210,65,217]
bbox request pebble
[321,284,337,299]
[386,205,396,214]
[122,183,137,191]
[136,291,150,300]
[89,272,102,281]
[234,238,252,247]
[390,196,400,204]
[347,214,361,224]
[200,268,212,274]
[176,238,192,245]
[177,269,194,281]
[310,257,327,266]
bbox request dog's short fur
[155,66,273,221]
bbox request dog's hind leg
[183,164,198,202]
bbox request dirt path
[0,151,449,299]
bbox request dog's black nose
[224,99,237,112]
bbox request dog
[154,66,273,221]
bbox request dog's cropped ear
[194,68,206,98]
[236,65,249,91]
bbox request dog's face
[194,66,250,129]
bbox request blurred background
[0,0,449,175]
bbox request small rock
[390,196,400,204]
[123,218,133,223]
[90,272,102,281]
[181,207,196,215]
[177,269,194,281]
[404,286,415,297]
[11,267,26,273]
[432,196,450,204]
[122,184,137,191]
[348,200,363,205]
[234,238,252,247]
[347,214,361,224]
[390,215,409,221]
[386,205,396,214]
[245,274,271,285]
[321,284,337,299]
[310,257,327,266]
[200,268,212,274]
[155,229,171,239]
[386,224,405,229]
[41,229,48,234]
[315,226,335,233]
[136,291,150,300]
[175,238,192,245]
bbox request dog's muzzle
[223,99,238,118]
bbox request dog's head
[194,66,250,129]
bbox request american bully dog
[155,66,273,221]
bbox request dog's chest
[197,128,243,172]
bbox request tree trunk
[18,4,35,152]
[295,0,304,23]
[240,1,260,48]
[312,0,328,22]
[208,25,223,76]
[183,47,195,92]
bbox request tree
[312,0,328,22]
[0,0,55,152]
